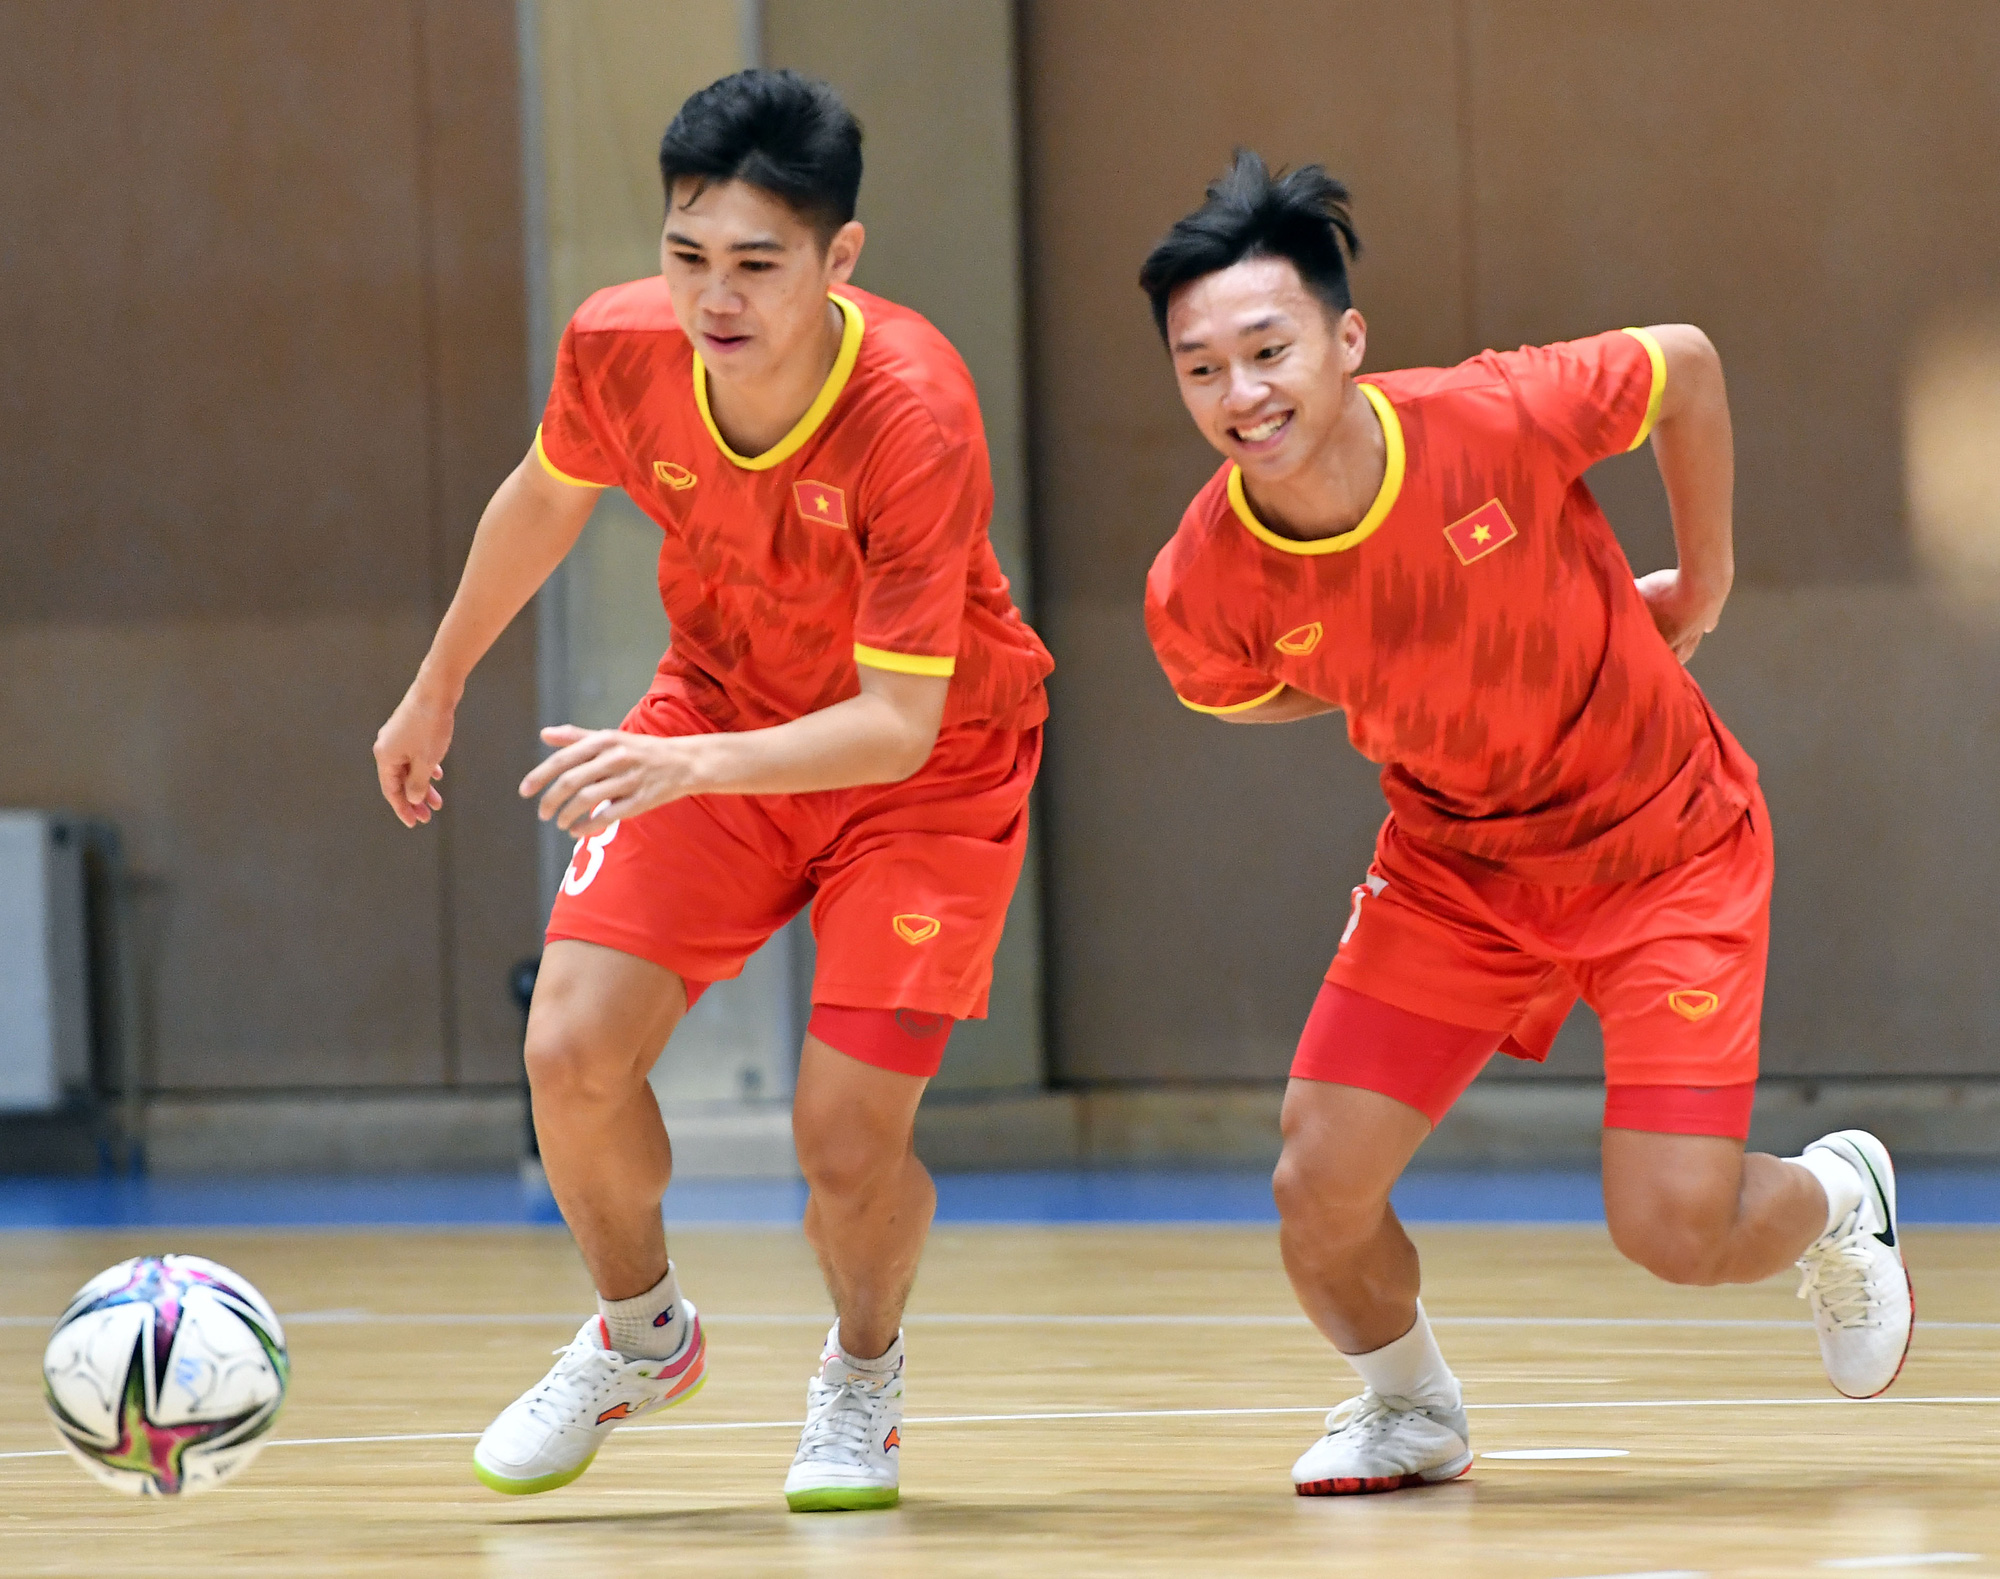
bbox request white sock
[598,1263,688,1360]
[831,1323,903,1376]
[1340,1301,1457,1408]
[1790,1147,1864,1239]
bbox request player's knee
[1271,1132,1380,1240]
[522,1014,635,1106]
[794,1109,911,1201]
[1606,1192,1733,1285]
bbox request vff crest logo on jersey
[1443,498,1519,566]
[795,480,849,529]
[1276,621,1323,656]
[893,913,941,944]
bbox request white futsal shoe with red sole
[1795,1129,1914,1399]
[1291,1385,1472,1496]
[472,1304,707,1495]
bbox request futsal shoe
[783,1325,902,1512]
[1795,1129,1914,1399]
[1291,1385,1473,1496]
[471,1303,706,1495]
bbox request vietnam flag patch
[1443,498,1519,566]
[795,479,848,530]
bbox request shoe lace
[798,1369,891,1466]
[523,1335,621,1427]
[1322,1388,1396,1439]
[1796,1213,1881,1329]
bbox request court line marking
[1482,1448,1629,1460]
[4,1394,1997,1465]
[8,1311,1999,1332]
[1818,1557,1981,1570]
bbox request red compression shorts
[1293,794,1773,1139]
[545,693,1039,1077]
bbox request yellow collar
[693,292,865,470]
[1227,382,1405,555]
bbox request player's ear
[823,219,865,287]
[1337,308,1368,375]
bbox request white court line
[1819,1557,1982,1570]
[4,1394,1997,1466]
[6,1311,1998,1332]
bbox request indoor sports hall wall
[1022,1,2000,1089]
[0,2,539,1140]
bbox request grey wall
[1021,0,2000,1084]
[0,0,538,1094]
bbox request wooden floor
[2,1223,1996,1578]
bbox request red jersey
[537,280,1051,736]
[1145,329,1757,884]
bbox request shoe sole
[785,1484,900,1512]
[1813,1130,1915,1400]
[471,1366,709,1495]
[1296,1451,1473,1497]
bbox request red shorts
[1297,794,1773,1137]
[546,695,1040,1036]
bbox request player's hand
[522,726,706,837]
[1635,566,1728,664]
[372,680,455,828]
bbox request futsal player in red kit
[1140,153,1912,1494]
[372,71,1049,1509]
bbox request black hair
[658,69,863,245]
[1138,149,1361,341]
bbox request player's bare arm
[1215,685,1337,724]
[521,667,950,837]
[1633,323,1735,663]
[371,452,602,827]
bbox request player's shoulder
[1368,329,1641,404]
[567,276,687,343]
[1148,464,1239,600]
[841,286,983,451]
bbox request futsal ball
[42,1254,289,1497]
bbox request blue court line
[2,1168,1998,1231]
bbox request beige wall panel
[0,616,449,1090]
[0,1,538,1093]
[1021,0,1460,1082]
[418,0,542,1081]
[0,0,435,622]
[763,0,1044,1091]
[1465,0,2000,587]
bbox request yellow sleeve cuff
[1619,327,1668,451]
[855,643,956,678]
[1177,682,1286,716]
[534,425,611,488]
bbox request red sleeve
[1499,328,1667,480]
[534,321,618,488]
[1143,547,1283,715]
[850,434,989,678]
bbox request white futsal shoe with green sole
[784,1326,902,1512]
[1291,1385,1473,1496]
[472,1305,707,1495]
[1795,1129,1914,1399]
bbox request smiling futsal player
[1139,152,1913,1495]
[372,69,1050,1509]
